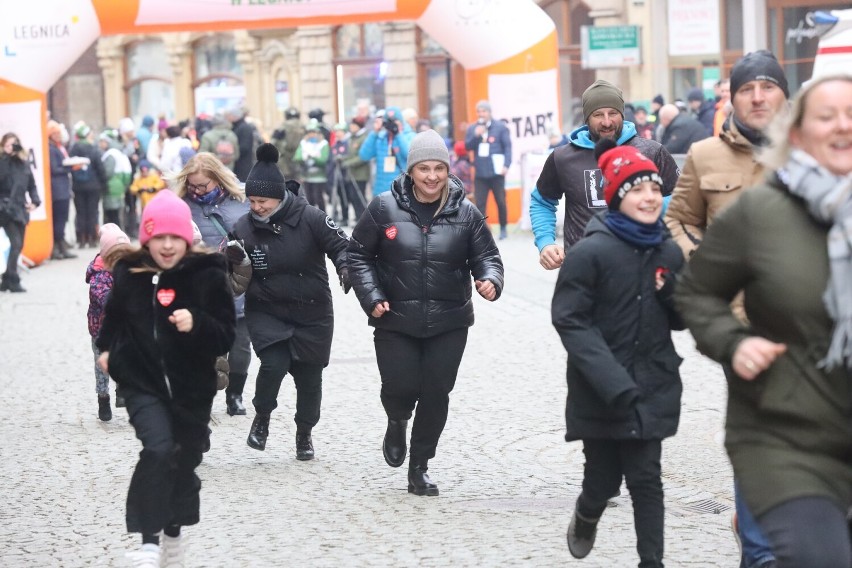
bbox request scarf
[188,186,223,205]
[778,149,852,370]
[731,115,767,147]
[250,194,288,223]
[603,211,664,248]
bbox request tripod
[329,159,368,226]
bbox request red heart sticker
[157,288,176,307]
[385,226,398,240]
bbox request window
[125,40,174,128]
[192,34,245,116]
[333,24,386,121]
[417,28,451,139]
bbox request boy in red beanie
[551,138,684,567]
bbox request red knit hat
[139,190,194,247]
[453,141,467,159]
[594,139,662,211]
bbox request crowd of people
[1,46,850,568]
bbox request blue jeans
[736,482,776,568]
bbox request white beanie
[407,129,450,173]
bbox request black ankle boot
[226,393,246,416]
[1,274,25,293]
[296,427,314,461]
[408,459,439,496]
[59,241,77,259]
[383,418,407,468]
[247,413,270,451]
[567,504,600,559]
[98,395,112,421]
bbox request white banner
[487,69,560,189]
[668,0,721,56]
[136,0,396,25]
[0,101,47,221]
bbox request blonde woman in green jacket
[676,74,852,568]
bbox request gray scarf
[779,149,852,370]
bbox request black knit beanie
[245,143,286,200]
[730,50,789,98]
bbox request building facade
[47,0,848,138]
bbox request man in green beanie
[530,79,680,269]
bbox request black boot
[98,395,112,422]
[1,274,25,293]
[247,413,270,451]
[296,426,314,461]
[408,459,439,496]
[567,504,600,559]
[59,240,77,259]
[226,393,246,416]
[50,246,63,260]
[383,418,407,468]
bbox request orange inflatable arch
[0,0,558,264]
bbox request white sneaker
[160,534,185,568]
[125,543,160,567]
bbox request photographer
[465,100,512,239]
[358,106,414,196]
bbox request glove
[338,267,351,294]
[225,240,247,265]
[271,129,286,141]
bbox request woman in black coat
[0,132,41,293]
[232,144,350,460]
[347,129,504,496]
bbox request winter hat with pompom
[594,138,662,212]
[245,143,288,200]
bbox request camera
[382,117,399,135]
[11,143,23,153]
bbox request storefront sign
[668,0,720,56]
[581,25,641,68]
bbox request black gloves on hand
[338,267,351,294]
[225,240,247,265]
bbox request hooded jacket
[0,153,40,224]
[95,252,236,408]
[347,174,504,338]
[552,213,684,441]
[230,192,349,365]
[531,121,680,251]
[358,106,414,195]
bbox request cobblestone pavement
[0,227,739,567]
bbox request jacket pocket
[700,172,743,193]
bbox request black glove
[338,267,351,294]
[271,129,286,141]
[225,240,247,264]
[655,267,677,300]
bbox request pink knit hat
[139,190,194,246]
[99,223,131,256]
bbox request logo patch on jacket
[385,226,398,240]
[157,288,176,307]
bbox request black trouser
[124,191,139,238]
[474,175,507,228]
[52,198,70,244]
[103,207,122,228]
[345,179,368,223]
[225,317,251,397]
[73,190,100,243]
[577,439,664,568]
[374,327,468,462]
[123,386,211,534]
[758,496,852,568]
[251,340,323,430]
[2,220,24,277]
[303,182,326,212]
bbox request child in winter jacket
[96,190,236,567]
[86,223,132,421]
[551,138,684,568]
[129,159,165,209]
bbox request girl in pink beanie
[95,189,236,567]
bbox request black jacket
[347,174,504,338]
[0,154,40,224]
[95,252,236,410]
[68,140,106,193]
[231,193,349,365]
[661,113,710,155]
[551,214,684,441]
[232,118,257,182]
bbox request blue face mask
[189,186,223,205]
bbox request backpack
[215,137,236,165]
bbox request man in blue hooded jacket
[530,79,680,270]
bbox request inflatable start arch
[0,0,558,264]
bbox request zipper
[151,272,173,399]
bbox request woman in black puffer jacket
[0,132,41,292]
[348,129,504,496]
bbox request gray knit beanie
[407,129,450,172]
[582,79,625,123]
